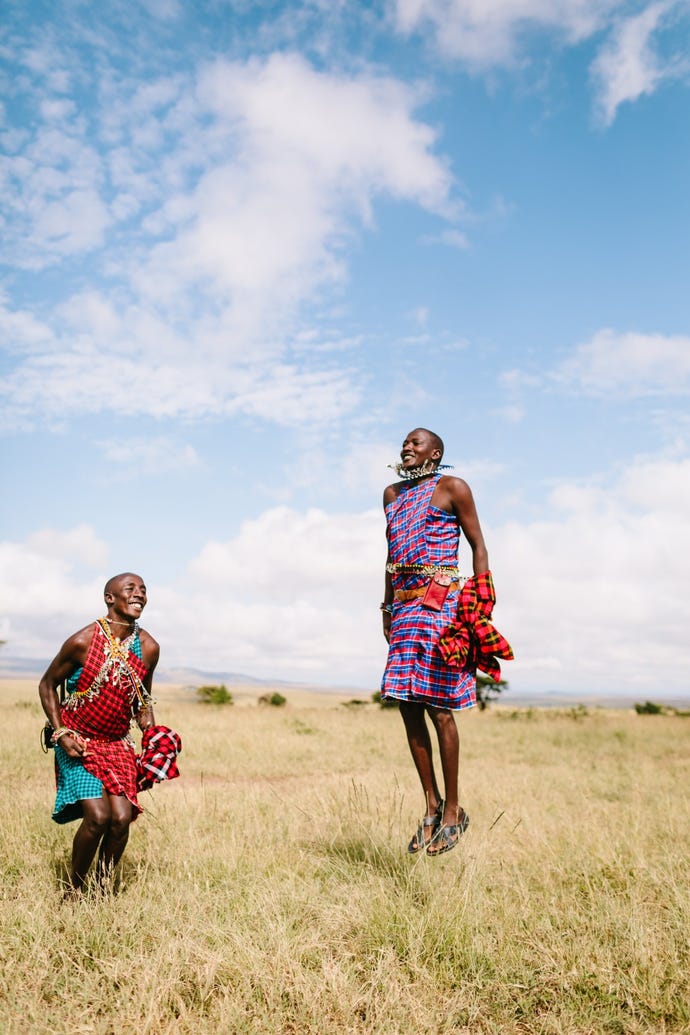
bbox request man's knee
[80,800,110,838]
[400,701,426,728]
[108,798,134,838]
[429,708,457,736]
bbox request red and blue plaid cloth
[437,570,514,681]
[136,725,182,792]
[381,475,476,710]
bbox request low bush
[196,684,233,705]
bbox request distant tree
[475,674,508,711]
[258,692,287,707]
[634,700,664,715]
[371,690,399,709]
[197,684,233,705]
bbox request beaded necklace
[63,619,150,711]
[388,461,454,480]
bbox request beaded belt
[394,580,461,602]
[386,562,460,577]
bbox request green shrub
[197,684,233,705]
[634,700,664,715]
[476,673,508,710]
[371,690,399,709]
[258,692,287,707]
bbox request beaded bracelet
[50,727,70,744]
[379,602,393,614]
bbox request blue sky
[1,0,689,697]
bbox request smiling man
[381,429,489,857]
[39,573,160,892]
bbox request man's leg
[70,795,111,890]
[426,706,460,827]
[96,794,134,884]
[399,701,443,817]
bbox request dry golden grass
[1,678,689,1034]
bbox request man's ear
[104,593,114,605]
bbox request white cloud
[25,526,110,569]
[95,436,202,476]
[393,0,619,68]
[0,531,108,658]
[491,404,526,424]
[392,0,690,121]
[2,448,689,692]
[554,329,690,397]
[1,52,454,427]
[166,506,386,681]
[0,122,110,267]
[492,451,690,694]
[0,510,388,684]
[591,1,685,125]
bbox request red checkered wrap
[80,737,142,818]
[437,571,514,681]
[61,623,149,739]
[136,725,182,791]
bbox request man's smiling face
[400,429,442,471]
[105,574,147,620]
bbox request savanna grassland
[1,678,689,1035]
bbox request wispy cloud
[1,51,455,428]
[392,0,690,123]
[392,0,620,68]
[553,329,690,397]
[95,436,202,476]
[591,1,687,125]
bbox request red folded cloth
[437,570,514,682]
[136,724,182,792]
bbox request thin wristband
[379,602,393,614]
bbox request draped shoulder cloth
[437,570,514,681]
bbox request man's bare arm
[443,477,489,575]
[38,627,92,756]
[136,631,160,730]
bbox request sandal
[407,801,443,854]
[427,810,470,857]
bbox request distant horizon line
[2,659,688,709]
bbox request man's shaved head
[410,428,444,459]
[104,573,144,600]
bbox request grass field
[1,677,689,1034]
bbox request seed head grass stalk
[1,681,688,1033]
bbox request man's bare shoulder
[139,627,159,650]
[432,475,476,516]
[438,473,469,486]
[438,474,472,495]
[383,480,406,506]
[45,621,96,670]
[138,628,160,669]
[64,622,97,651]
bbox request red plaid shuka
[437,571,514,681]
[59,621,151,816]
[136,725,182,792]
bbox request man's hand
[382,611,392,643]
[58,732,88,758]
